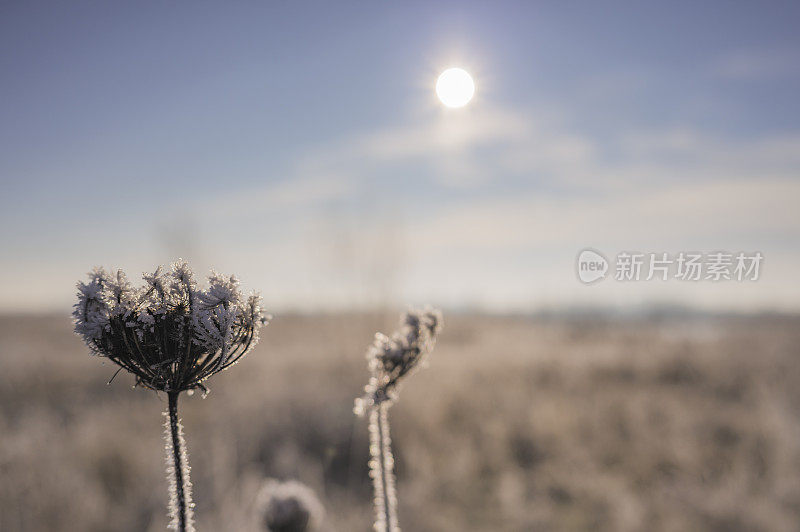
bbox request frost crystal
[73,259,270,393]
[355,307,443,532]
[165,404,194,531]
[354,307,443,415]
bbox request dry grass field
[2,312,800,531]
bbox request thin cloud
[714,48,800,80]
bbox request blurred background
[1,2,800,531]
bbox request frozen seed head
[73,259,270,394]
[355,307,443,415]
[256,479,324,532]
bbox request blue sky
[1,2,799,312]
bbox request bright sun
[436,67,475,108]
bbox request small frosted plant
[73,260,269,531]
[354,308,443,532]
[255,479,325,532]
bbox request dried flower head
[255,479,325,532]
[354,307,443,416]
[73,259,270,394]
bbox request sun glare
[436,67,475,108]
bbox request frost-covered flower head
[354,307,443,415]
[255,479,325,532]
[73,259,270,394]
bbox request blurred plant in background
[355,308,443,532]
[255,479,325,532]
[73,260,270,531]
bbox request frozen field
[2,312,800,531]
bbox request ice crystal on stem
[73,259,270,532]
[165,392,194,531]
[355,307,443,532]
[354,307,443,415]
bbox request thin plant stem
[370,403,398,532]
[166,391,194,532]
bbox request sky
[1,1,799,313]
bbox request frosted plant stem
[166,391,194,532]
[370,403,399,532]
[357,309,441,532]
[379,403,399,532]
